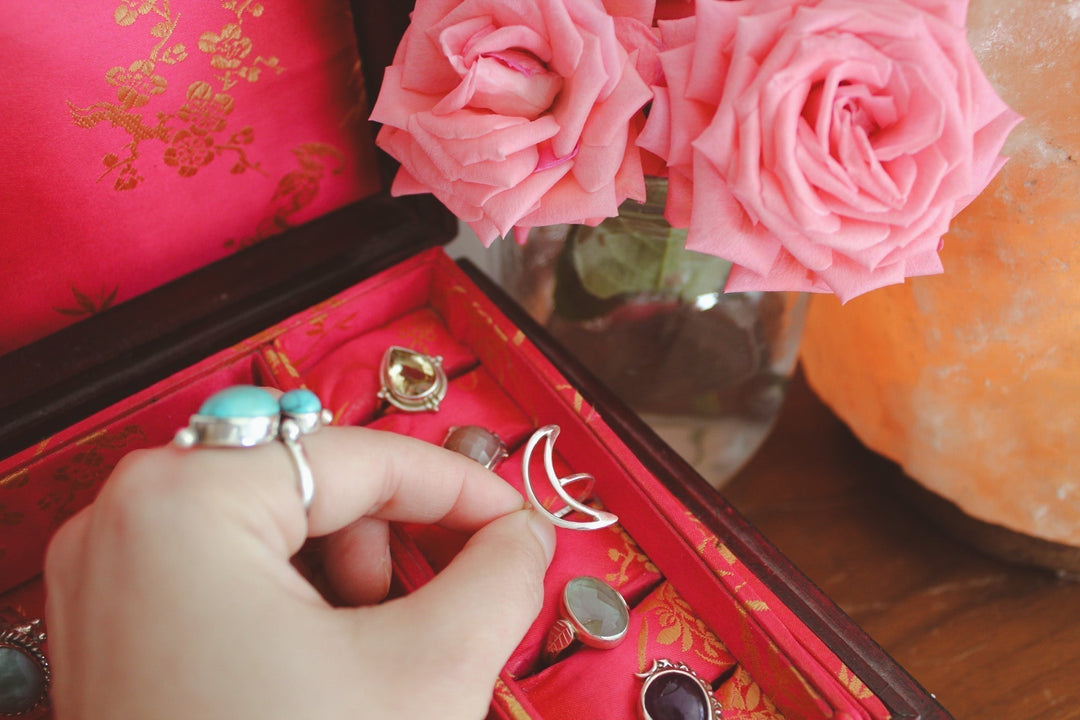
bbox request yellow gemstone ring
[377,346,448,413]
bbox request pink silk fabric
[0,0,382,355]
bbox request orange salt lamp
[800,0,1080,570]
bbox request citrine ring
[173,385,332,512]
[378,346,448,413]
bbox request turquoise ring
[174,386,332,511]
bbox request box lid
[0,0,457,458]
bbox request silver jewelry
[542,576,629,664]
[441,425,508,471]
[0,619,50,717]
[637,659,723,720]
[377,346,448,412]
[549,472,596,519]
[522,425,617,530]
[173,386,331,512]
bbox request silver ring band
[522,425,617,531]
[174,386,330,512]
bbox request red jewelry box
[0,2,949,718]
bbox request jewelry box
[0,2,949,718]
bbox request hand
[44,426,556,719]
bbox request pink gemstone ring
[442,425,508,471]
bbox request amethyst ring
[637,659,723,720]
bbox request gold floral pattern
[604,523,658,587]
[719,666,787,719]
[640,582,731,666]
[837,663,874,700]
[68,0,279,190]
[41,425,147,525]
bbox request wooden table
[721,372,1080,720]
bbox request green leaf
[551,228,625,321]
[568,217,733,302]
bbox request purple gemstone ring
[541,576,629,664]
[637,659,723,720]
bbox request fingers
[301,427,525,537]
[321,516,392,605]
[153,425,526,558]
[384,510,556,689]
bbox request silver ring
[541,576,629,664]
[442,425,508,471]
[522,425,617,531]
[550,473,596,519]
[377,346,448,412]
[174,386,331,512]
[0,619,50,717]
[637,659,723,720]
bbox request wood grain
[723,371,1080,720]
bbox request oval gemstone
[564,576,628,639]
[642,670,711,720]
[198,385,279,418]
[0,645,46,715]
[443,426,506,469]
[280,389,322,415]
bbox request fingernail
[526,509,557,565]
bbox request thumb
[388,509,556,702]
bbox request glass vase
[498,177,807,488]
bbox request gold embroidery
[0,470,31,490]
[838,663,875,700]
[492,678,532,720]
[605,523,658,587]
[69,0,277,190]
[641,583,729,665]
[225,143,346,249]
[44,424,148,524]
[719,666,786,719]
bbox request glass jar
[499,177,807,488]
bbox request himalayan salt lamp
[800,0,1080,569]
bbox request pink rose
[638,0,1021,301]
[371,0,656,244]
